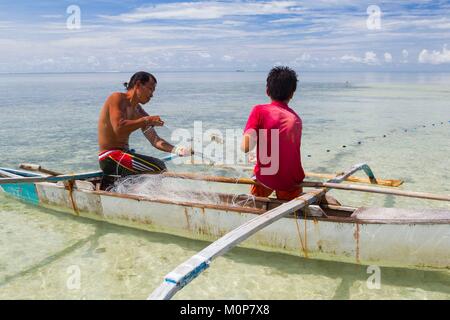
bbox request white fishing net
[108,170,257,208]
[108,174,221,205]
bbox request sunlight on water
[0,72,449,299]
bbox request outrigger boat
[1,163,449,273]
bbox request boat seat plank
[352,207,450,223]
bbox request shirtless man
[98,71,191,180]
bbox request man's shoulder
[111,92,124,99]
[107,92,124,103]
[251,103,271,112]
[287,106,302,120]
[103,92,125,110]
[254,103,271,108]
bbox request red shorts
[251,184,303,201]
[98,149,166,176]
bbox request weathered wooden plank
[301,181,450,202]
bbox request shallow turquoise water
[0,72,449,299]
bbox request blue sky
[1,0,450,72]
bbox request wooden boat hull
[1,172,449,270]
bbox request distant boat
[235,70,245,72]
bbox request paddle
[148,162,374,300]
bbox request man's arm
[143,127,176,153]
[241,106,259,153]
[136,105,176,153]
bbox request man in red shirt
[241,66,305,200]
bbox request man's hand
[247,151,257,164]
[172,145,193,157]
[241,132,256,153]
[144,115,164,127]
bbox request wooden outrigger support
[188,162,403,187]
[148,162,373,300]
[306,172,402,187]
[4,164,447,202]
[161,172,450,202]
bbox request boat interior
[0,168,356,221]
[3,168,449,224]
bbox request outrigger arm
[148,163,376,300]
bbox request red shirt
[244,100,305,191]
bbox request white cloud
[298,53,311,61]
[101,1,303,22]
[222,20,246,26]
[221,55,234,61]
[340,54,362,63]
[40,14,64,19]
[383,17,450,31]
[418,45,450,65]
[363,51,379,65]
[340,51,379,65]
[291,53,314,67]
[87,55,100,66]
[3,1,450,72]
[269,17,304,24]
[198,52,211,58]
[384,52,393,63]
[402,49,409,63]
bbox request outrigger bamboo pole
[186,162,403,187]
[12,164,447,202]
[300,181,450,202]
[306,172,403,187]
[161,172,449,202]
[19,163,62,176]
[20,161,402,187]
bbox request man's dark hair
[266,66,298,101]
[124,71,157,90]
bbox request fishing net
[108,170,257,208]
[108,174,221,206]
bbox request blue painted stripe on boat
[1,183,40,205]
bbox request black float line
[307,121,448,159]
